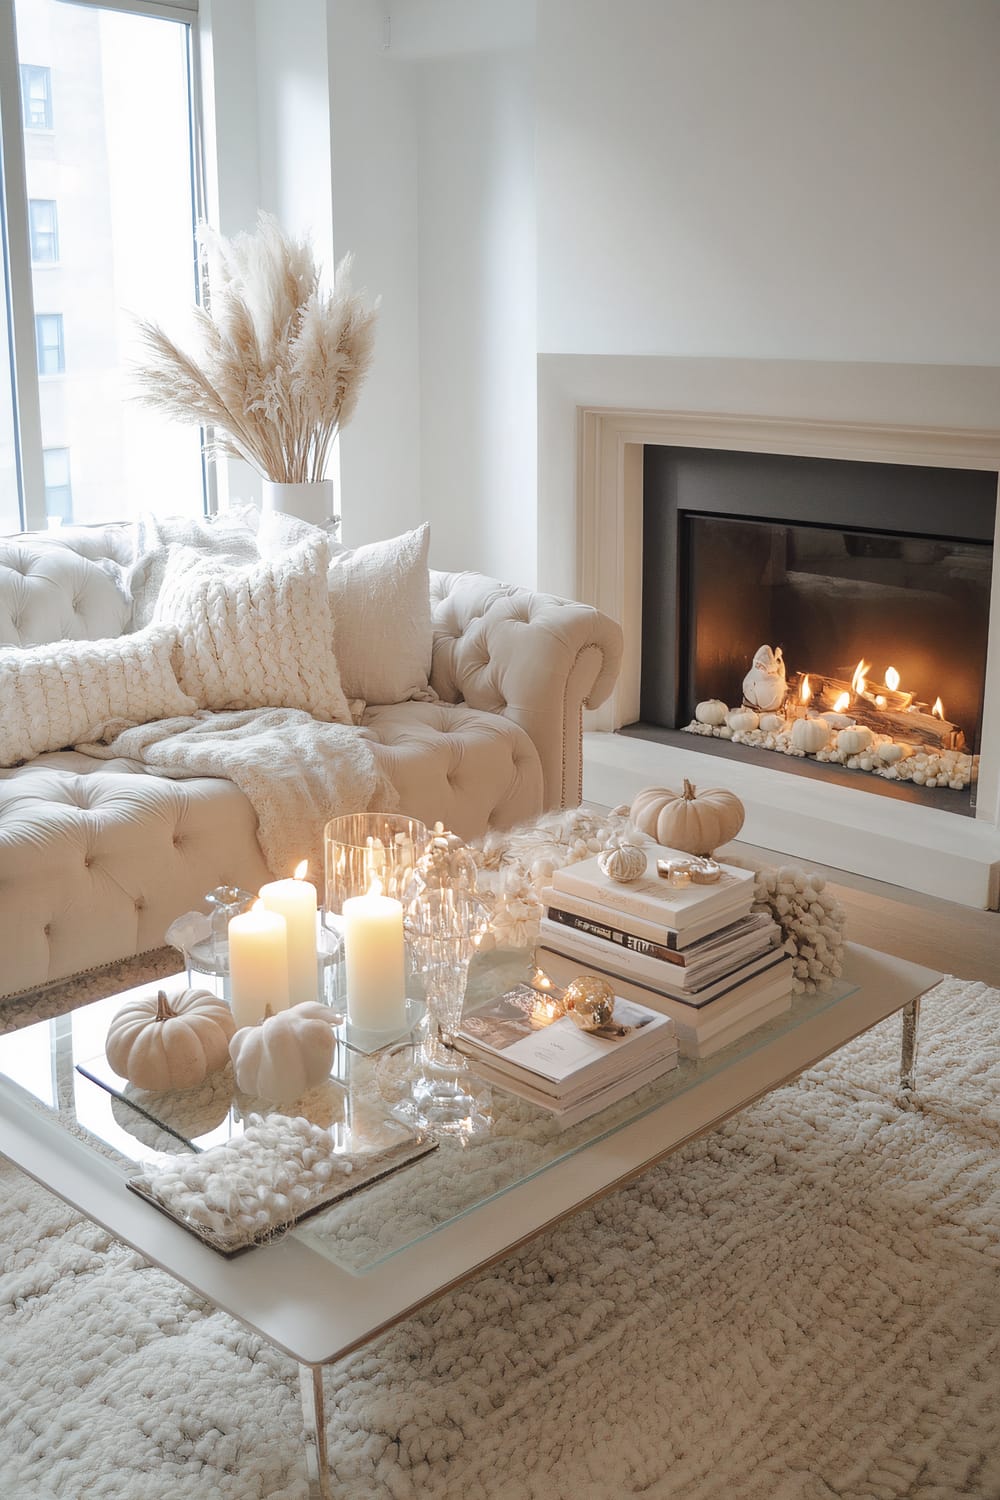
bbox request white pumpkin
[106,987,235,1092]
[230,1002,337,1102]
[790,717,830,754]
[836,726,873,756]
[877,742,911,764]
[742,645,787,712]
[759,713,786,733]
[726,708,759,733]
[598,843,647,884]
[629,780,745,856]
[694,699,728,727]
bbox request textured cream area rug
[2,976,998,1500]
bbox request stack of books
[454,983,679,1127]
[535,846,795,1058]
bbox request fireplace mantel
[538,355,1000,905]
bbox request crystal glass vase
[391,826,493,1136]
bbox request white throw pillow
[0,625,196,768]
[327,523,433,704]
[128,508,260,630]
[153,534,352,723]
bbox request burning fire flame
[851,659,871,696]
[294,859,309,880]
[885,666,900,691]
[833,692,851,714]
[932,698,944,719]
[799,674,812,705]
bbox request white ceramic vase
[261,479,334,527]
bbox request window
[29,199,58,263]
[43,447,72,522]
[19,63,52,130]
[3,0,205,532]
[35,313,65,375]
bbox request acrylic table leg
[299,1362,333,1500]
[899,996,921,1093]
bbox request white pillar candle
[259,862,318,1007]
[343,880,406,1032]
[228,901,289,1027]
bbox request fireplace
[634,446,995,815]
[540,362,1000,906]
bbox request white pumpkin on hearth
[694,699,729,726]
[790,717,831,754]
[726,708,759,734]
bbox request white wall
[537,0,1000,365]
[416,48,536,581]
[328,0,422,545]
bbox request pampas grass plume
[132,213,378,484]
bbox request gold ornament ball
[563,975,616,1031]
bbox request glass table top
[0,950,857,1275]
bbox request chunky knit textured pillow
[128,507,261,630]
[0,624,196,768]
[153,534,351,722]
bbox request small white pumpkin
[598,843,647,884]
[726,708,759,733]
[877,742,911,764]
[790,716,830,754]
[759,713,786,733]
[836,726,873,756]
[742,645,787,712]
[106,987,235,1092]
[230,1002,337,1102]
[694,699,728,727]
[629,780,745,856]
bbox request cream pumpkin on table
[629,780,746,856]
[105,987,235,1092]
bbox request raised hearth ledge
[583,729,1000,910]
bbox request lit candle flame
[932,697,944,719]
[850,659,871,696]
[293,859,309,881]
[885,666,900,692]
[799,674,812,705]
[833,692,850,714]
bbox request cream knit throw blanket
[78,709,397,877]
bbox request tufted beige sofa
[0,525,622,1001]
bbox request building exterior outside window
[1,0,205,532]
[42,446,72,522]
[19,62,51,129]
[29,198,59,262]
[35,313,65,375]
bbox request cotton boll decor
[752,866,846,994]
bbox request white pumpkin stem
[154,990,175,1022]
[682,779,698,801]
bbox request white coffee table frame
[0,943,938,1497]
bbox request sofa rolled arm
[429,570,623,810]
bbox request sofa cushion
[0,755,272,998]
[0,540,132,647]
[153,534,352,723]
[327,524,433,705]
[0,625,196,768]
[361,701,543,841]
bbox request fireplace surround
[537,355,1000,907]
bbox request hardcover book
[543,906,779,984]
[549,848,755,931]
[539,887,759,950]
[535,947,795,1059]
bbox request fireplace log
[789,673,964,750]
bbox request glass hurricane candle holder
[324,813,429,916]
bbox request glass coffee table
[0,942,939,1497]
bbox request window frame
[18,62,52,130]
[42,443,71,521]
[0,0,205,532]
[28,197,58,263]
[34,311,64,375]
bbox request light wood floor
[726,840,1000,988]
